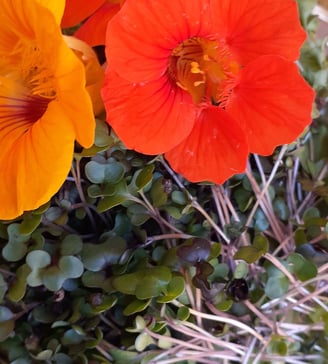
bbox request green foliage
[0,9,327,361]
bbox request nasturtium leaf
[123,299,151,316]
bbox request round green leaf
[135,165,154,191]
[157,276,185,303]
[123,299,151,316]
[26,250,51,269]
[135,332,155,352]
[60,235,83,256]
[234,261,249,279]
[0,306,15,341]
[85,161,106,184]
[59,256,84,279]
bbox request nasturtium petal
[165,107,248,184]
[37,0,65,24]
[102,70,196,154]
[61,0,106,28]
[75,3,121,47]
[227,56,314,155]
[106,0,214,82]
[211,0,306,64]
[0,0,95,219]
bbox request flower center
[168,37,239,106]
[0,40,56,131]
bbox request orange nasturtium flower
[0,0,95,220]
[102,0,314,184]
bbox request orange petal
[226,55,314,155]
[0,102,75,219]
[55,39,95,147]
[211,0,306,64]
[36,0,65,24]
[106,0,214,82]
[61,0,105,28]
[63,36,105,115]
[75,3,121,47]
[101,69,197,154]
[165,106,248,184]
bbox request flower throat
[168,37,239,107]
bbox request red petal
[226,55,314,155]
[211,0,306,64]
[61,0,105,28]
[101,69,197,154]
[74,3,120,47]
[106,0,214,82]
[165,106,248,184]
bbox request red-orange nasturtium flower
[102,0,314,184]
[62,0,122,47]
[0,0,95,219]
